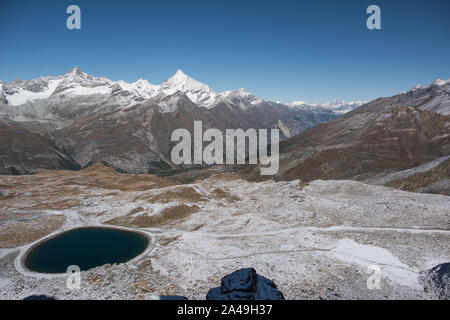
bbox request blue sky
[1,0,449,103]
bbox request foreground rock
[206,268,285,300]
[419,263,450,300]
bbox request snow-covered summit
[161,69,212,93]
[63,66,85,78]
[114,78,160,100]
[412,78,450,91]
[54,66,113,95]
[321,98,366,108]
[159,69,219,108]
[432,78,450,87]
[219,88,263,108]
[0,68,226,109]
[408,78,450,115]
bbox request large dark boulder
[419,262,450,300]
[206,268,284,300]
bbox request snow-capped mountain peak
[131,78,159,94]
[134,78,153,87]
[59,66,109,85]
[321,98,345,108]
[113,78,160,100]
[161,69,214,93]
[432,78,450,87]
[58,66,111,86]
[219,88,263,108]
[412,78,450,91]
[64,66,84,77]
[286,98,366,115]
[159,70,219,108]
[316,99,365,114]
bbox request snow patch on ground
[0,248,18,259]
[331,238,419,288]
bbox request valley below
[0,165,448,299]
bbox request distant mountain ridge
[286,99,366,115]
[0,67,364,117]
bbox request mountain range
[1,67,448,193]
[0,67,363,174]
[0,67,364,115]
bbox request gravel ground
[0,168,448,299]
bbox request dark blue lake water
[25,227,149,273]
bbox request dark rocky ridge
[0,119,79,174]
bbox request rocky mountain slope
[238,78,450,191]
[0,68,350,174]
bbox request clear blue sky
[1,0,449,103]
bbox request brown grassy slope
[385,159,450,195]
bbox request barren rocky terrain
[238,81,450,184]
[0,165,448,299]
